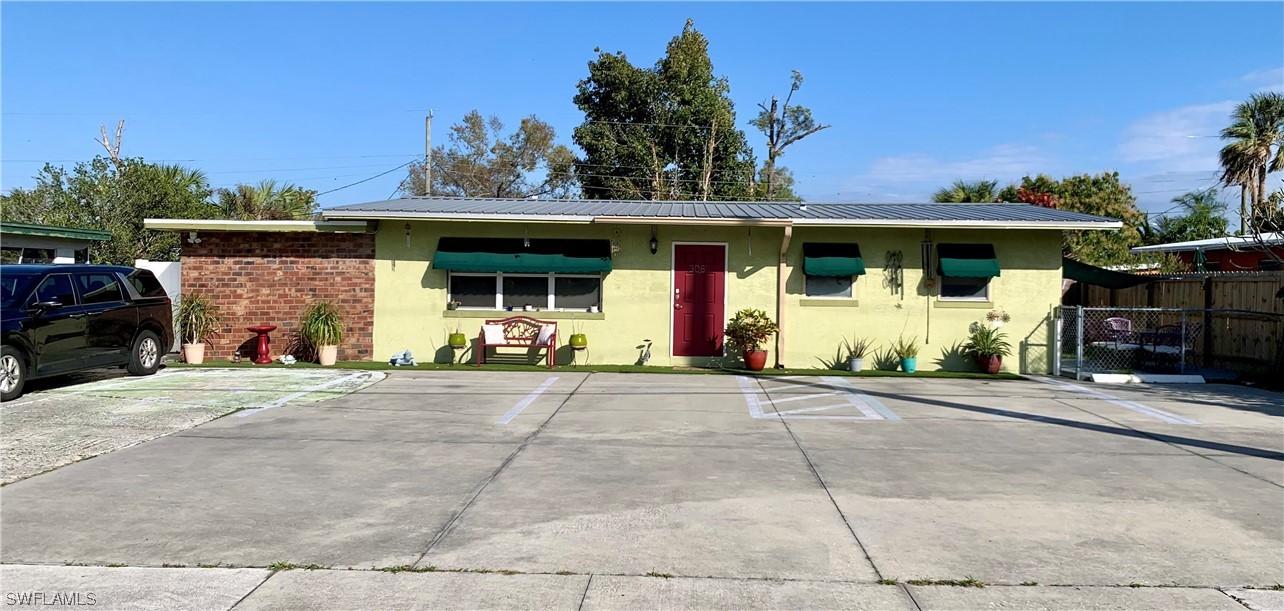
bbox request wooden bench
[476,316,557,369]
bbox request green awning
[433,237,612,273]
[937,243,1001,278]
[803,243,865,276]
[1062,257,1151,289]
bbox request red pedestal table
[246,325,278,365]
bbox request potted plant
[177,293,222,365]
[892,335,920,374]
[568,316,587,351]
[964,321,1012,374]
[842,336,875,372]
[446,310,467,350]
[300,300,344,366]
[723,308,780,372]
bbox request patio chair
[1103,317,1134,342]
[1139,323,1195,371]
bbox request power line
[1,109,432,117]
[316,160,416,197]
[2,154,420,164]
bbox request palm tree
[1155,188,1228,243]
[932,179,1000,203]
[1219,92,1284,233]
[218,180,318,220]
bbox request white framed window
[939,276,990,301]
[448,272,603,311]
[804,275,854,298]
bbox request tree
[932,180,1000,203]
[749,71,830,201]
[999,172,1152,268]
[0,157,219,264]
[399,110,577,199]
[218,180,319,220]
[1154,188,1229,244]
[755,165,800,201]
[1219,92,1284,233]
[573,20,757,201]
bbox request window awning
[1062,257,1151,289]
[433,237,612,273]
[803,243,866,277]
[938,243,1000,278]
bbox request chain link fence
[1057,307,1202,380]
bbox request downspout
[776,224,793,368]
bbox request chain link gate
[1057,306,1200,380]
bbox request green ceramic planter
[570,333,588,350]
[448,333,467,348]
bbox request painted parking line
[821,377,902,421]
[1034,377,1199,425]
[738,376,899,421]
[494,376,560,425]
[237,371,376,418]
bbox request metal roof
[1131,232,1284,253]
[322,196,1121,229]
[0,222,112,241]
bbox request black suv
[1,264,174,401]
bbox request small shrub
[723,309,779,353]
[299,301,344,347]
[892,335,920,359]
[177,293,222,345]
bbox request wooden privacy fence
[1077,273,1284,377]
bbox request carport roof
[322,196,1123,230]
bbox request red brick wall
[180,231,375,361]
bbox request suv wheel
[1,346,27,402]
[127,330,162,376]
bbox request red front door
[672,244,726,357]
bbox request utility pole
[424,110,434,196]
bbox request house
[145,197,1121,372]
[1131,233,1284,272]
[0,222,111,264]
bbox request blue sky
[3,2,1281,223]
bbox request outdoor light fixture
[649,226,659,255]
[523,227,531,248]
[404,223,411,248]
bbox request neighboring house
[145,197,1120,373]
[1131,233,1284,272]
[0,222,111,264]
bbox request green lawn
[167,360,1025,380]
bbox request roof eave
[791,219,1124,230]
[321,211,593,224]
[144,219,374,233]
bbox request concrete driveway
[1,371,1281,609]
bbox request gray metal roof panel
[325,196,1118,224]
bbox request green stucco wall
[372,221,1062,373]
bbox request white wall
[136,259,182,352]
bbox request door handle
[674,303,682,310]
[69,313,85,319]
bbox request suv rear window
[126,269,167,298]
[76,272,125,304]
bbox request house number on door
[688,264,706,273]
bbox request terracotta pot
[318,345,338,366]
[900,357,917,374]
[570,334,588,350]
[743,350,768,372]
[976,354,1002,374]
[182,343,206,365]
[448,333,467,348]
